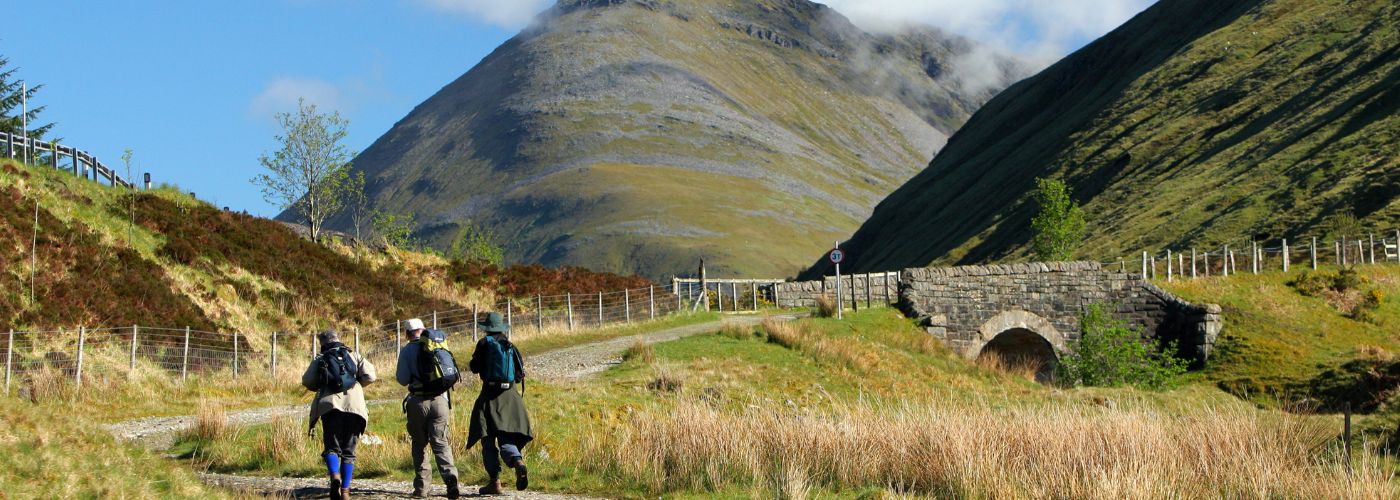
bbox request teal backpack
[479,335,525,385]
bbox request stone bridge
[774,261,1222,370]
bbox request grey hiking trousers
[406,393,459,491]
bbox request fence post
[1141,251,1148,278]
[1369,234,1375,264]
[1167,250,1173,282]
[717,283,724,311]
[537,295,544,331]
[1311,237,1318,269]
[1222,245,1229,277]
[1395,230,1400,262]
[182,326,190,382]
[271,332,278,377]
[1204,251,1210,277]
[1283,239,1289,272]
[233,333,240,378]
[651,286,657,319]
[76,327,86,389]
[1358,240,1365,267]
[507,299,513,327]
[598,292,604,325]
[750,282,758,311]
[4,329,12,394]
[1191,248,1197,278]
[625,289,632,324]
[396,320,403,353]
[1254,240,1265,274]
[1150,256,1157,279]
[677,285,683,311]
[567,294,574,331]
[472,309,479,340]
[130,325,138,371]
[433,311,439,330]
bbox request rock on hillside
[807,0,1400,277]
[323,0,1026,279]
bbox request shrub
[1351,288,1384,323]
[1057,304,1188,390]
[813,294,838,318]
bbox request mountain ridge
[804,0,1399,278]
[322,0,1026,279]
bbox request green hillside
[329,0,1026,280]
[809,0,1399,276]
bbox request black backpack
[318,346,359,394]
[412,330,461,398]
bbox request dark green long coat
[466,334,534,448]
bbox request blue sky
[5,0,1153,216]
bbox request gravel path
[526,314,784,379]
[107,315,790,498]
[203,473,599,499]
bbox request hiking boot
[445,477,462,499]
[478,479,503,495]
[339,488,351,500]
[515,462,529,490]
[328,477,341,499]
[409,488,426,498]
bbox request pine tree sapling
[252,98,352,242]
[1030,177,1086,262]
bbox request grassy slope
[815,0,1400,277]
[180,309,1358,497]
[1161,264,1400,401]
[0,396,238,499]
[0,158,477,334]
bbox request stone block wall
[774,272,898,308]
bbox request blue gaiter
[340,462,355,489]
[324,452,341,478]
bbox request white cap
[405,318,426,331]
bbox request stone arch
[969,310,1066,382]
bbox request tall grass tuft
[589,399,1397,498]
[190,400,229,443]
[813,294,838,318]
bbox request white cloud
[417,0,553,29]
[250,77,345,118]
[819,0,1156,66]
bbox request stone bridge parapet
[898,261,1221,365]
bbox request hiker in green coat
[467,312,534,494]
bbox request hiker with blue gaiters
[302,330,377,500]
[467,312,534,494]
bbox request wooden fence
[3,130,134,189]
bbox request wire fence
[1,284,697,394]
[1100,230,1400,281]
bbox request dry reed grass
[813,294,838,318]
[589,399,1396,498]
[976,351,1046,382]
[190,399,229,442]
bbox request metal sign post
[830,243,845,320]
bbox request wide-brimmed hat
[478,312,510,334]
[404,318,426,331]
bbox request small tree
[1030,177,1086,261]
[371,210,417,249]
[0,55,54,140]
[1057,304,1188,390]
[449,219,504,266]
[344,171,371,243]
[252,98,352,242]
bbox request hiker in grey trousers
[397,318,461,499]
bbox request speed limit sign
[829,248,844,264]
